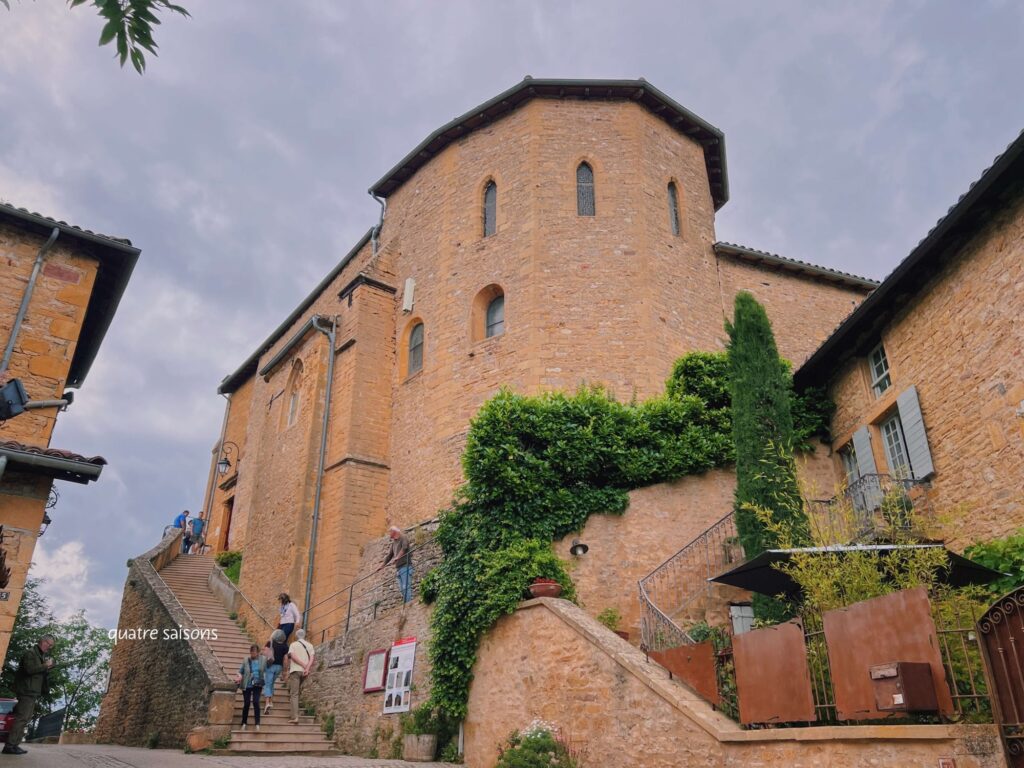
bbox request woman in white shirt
[277,593,301,641]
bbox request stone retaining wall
[94,531,234,749]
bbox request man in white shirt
[286,629,315,723]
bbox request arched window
[485,294,504,338]
[483,181,497,237]
[407,322,424,375]
[471,285,505,343]
[667,182,681,236]
[576,162,595,216]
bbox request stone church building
[100,79,1023,765]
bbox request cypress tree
[727,292,809,620]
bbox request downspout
[0,456,7,482]
[369,191,386,256]
[1,227,60,375]
[302,315,337,629]
[203,392,232,526]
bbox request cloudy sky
[2,1,1023,630]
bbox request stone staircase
[157,554,334,754]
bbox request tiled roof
[0,201,134,248]
[713,242,879,289]
[0,440,107,466]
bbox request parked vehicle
[0,698,16,743]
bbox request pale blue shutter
[851,426,883,511]
[897,385,935,479]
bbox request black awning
[709,544,1004,597]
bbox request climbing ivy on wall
[422,349,830,718]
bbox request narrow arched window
[408,322,424,375]
[483,181,497,237]
[576,163,595,216]
[667,182,681,236]
[485,294,504,338]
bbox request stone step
[226,742,335,754]
[230,732,330,745]
[230,722,323,734]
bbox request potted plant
[527,576,563,599]
[596,607,629,640]
[401,704,439,762]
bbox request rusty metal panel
[732,619,816,724]
[823,586,953,720]
[649,641,719,705]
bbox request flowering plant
[495,720,584,768]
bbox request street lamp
[216,441,240,476]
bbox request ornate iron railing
[639,474,930,654]
[639,512,741,652]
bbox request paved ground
[0,744,453,768]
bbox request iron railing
[638,475,929,655]
[639,512,741,652]
[306,543,424,643]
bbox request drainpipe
[302,315,337,629]
[0,456,7,482]
[368,191,386,256]
[202,392,232,527]
[1,227,59,375]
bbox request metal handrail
[307,542,424,642]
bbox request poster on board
[382,637,416,714]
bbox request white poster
[382,637,417,714]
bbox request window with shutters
[483,180,497,237]
[576,162,595,216]
[667,182,681,236]
[880,413,912,479]
[869,343,891,397]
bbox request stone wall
[301,528,442,756]
[94,532,234,748]
[0,219,100,664]
[828,192,1024,548]
[198,91,871,688]
[464,598,1005,768]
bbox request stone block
[27,354,65,379]
[49,317,79,340]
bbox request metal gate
[979,589,1024,765]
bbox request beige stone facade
[0,208,138,663]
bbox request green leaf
[98,18,120,46]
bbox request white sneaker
[255,725,260,732]
[241,724,247,731]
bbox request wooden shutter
[851,426,883,511]
[897,385,935,480]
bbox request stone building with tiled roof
[0,203,139,662]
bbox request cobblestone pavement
[1,744,453,768]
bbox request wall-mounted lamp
[39,513,52,537]
[216,441,240,476]
[570,539,589,557]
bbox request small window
[282,360,303,430]
[839,443,860,487]
[408,322,424,376]
[881,414,912,479]
[667,182,681,236]
[483,181,497,237]
[729,604,755,635]
[869,343,891,396]
[485,294,504,338]
[576,162,595,216]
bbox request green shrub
[966,531,1024,596]
[595,607,621,631]
[322,712,335,740]
[426,349,831,718]
[145,731,160,749]
[495,722,580,768]
[215,551,242,583]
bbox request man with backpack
[3,634,56,755]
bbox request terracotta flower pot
[528,581,563,599]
